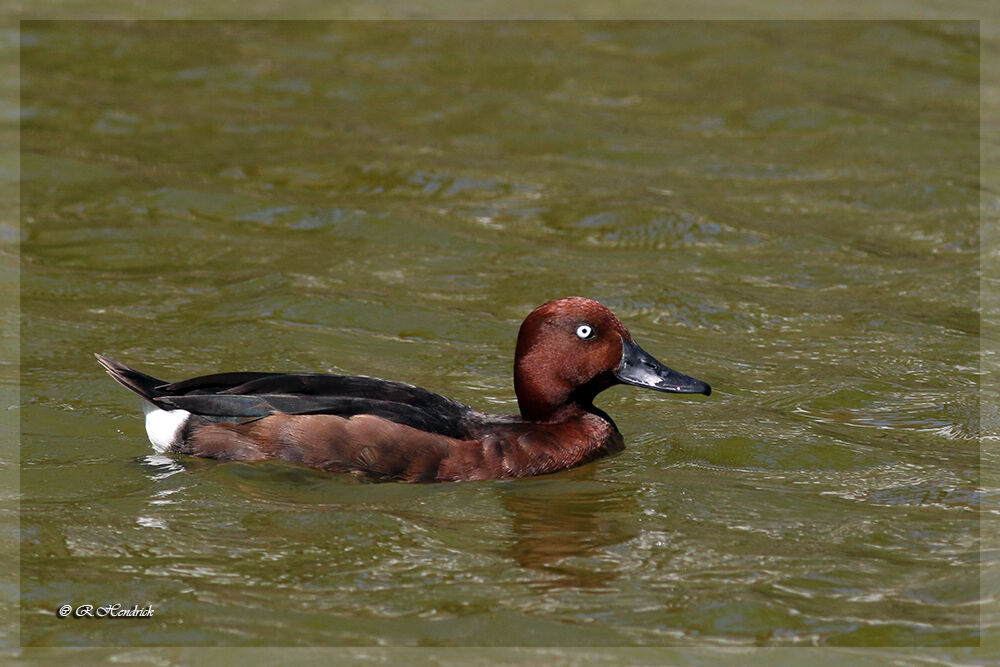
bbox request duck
[97,297,711,483]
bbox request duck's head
[513,297,711,422]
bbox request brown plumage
[97,297,711,483]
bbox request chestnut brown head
[513,297,710,422]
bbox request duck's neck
[514,391,565,423]
[514,370,617,424]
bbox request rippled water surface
[16,20,987,658]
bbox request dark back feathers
[97,355,475,440]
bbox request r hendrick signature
[57,603,155,618]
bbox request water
[12,20,990,660]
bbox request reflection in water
[138,453,187,480]
[499,476,639,590]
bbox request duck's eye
[575,324,595,340]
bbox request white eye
[575,324,594,339]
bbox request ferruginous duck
[97,297,711,482]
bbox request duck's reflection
[498,470,639,590]
[137,453,187,479]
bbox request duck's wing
[97,355,475,439]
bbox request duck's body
[98,297,710,483]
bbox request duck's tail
[96,354,193,453]
[95,354,166,404]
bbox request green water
[15,20,987,658]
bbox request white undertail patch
[142,401,190,453]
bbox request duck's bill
[615,338,712,396]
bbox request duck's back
[156,370,475,439]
